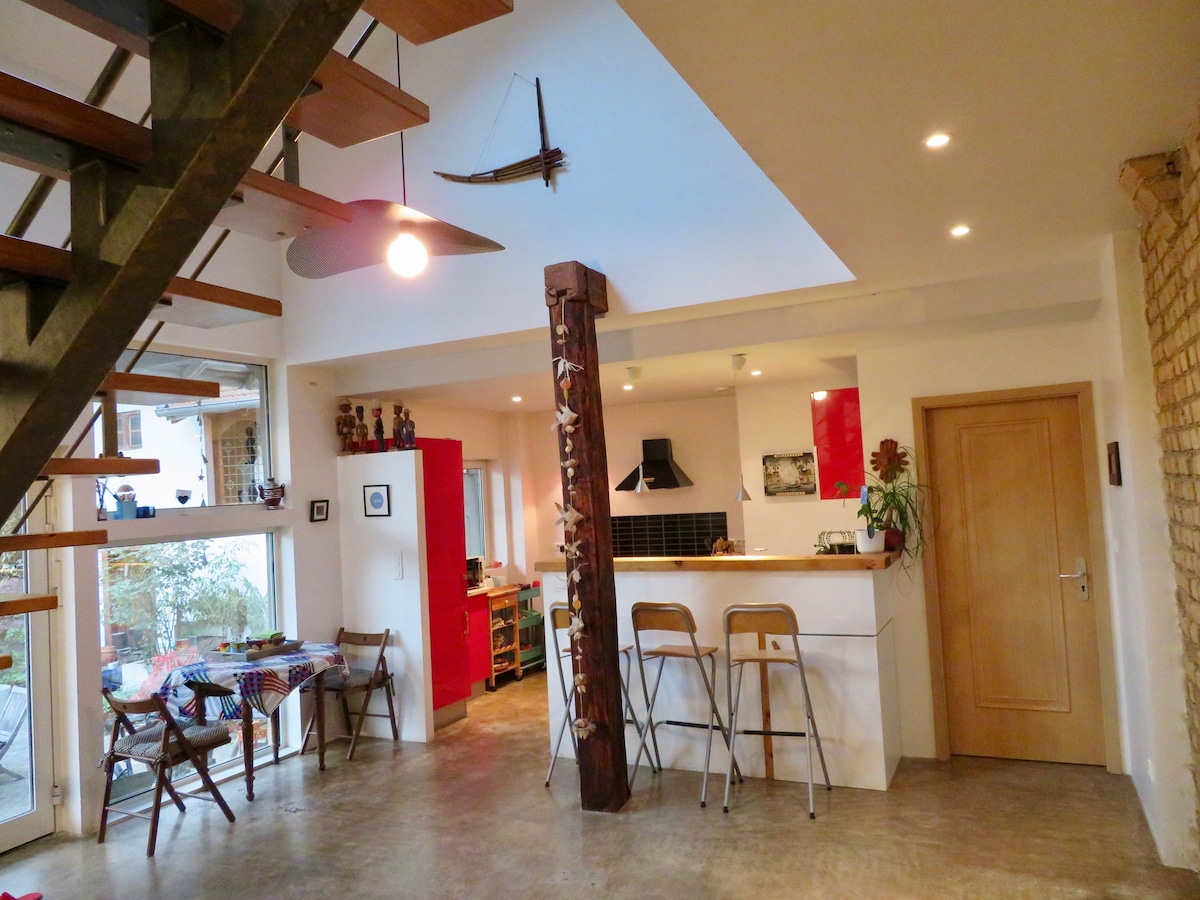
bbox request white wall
[736,377,863,555]
[856,317,1105,762]
[1094,232,1197,868]
[336,451,433,742]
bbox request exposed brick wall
[1121,106,1200,835]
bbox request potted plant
[836,440,926,561]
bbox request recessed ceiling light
[750,370,762,377]
[925,132,950,148]
[511,396,522,403]
[623,384,633,391]
[950,224,971,237]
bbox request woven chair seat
[322,668,381,692]
[110,722,231,765]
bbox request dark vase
[884,528,905,552]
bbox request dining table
[159,641,345,800]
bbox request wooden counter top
[534,552,899,573]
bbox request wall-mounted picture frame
[309,499,329,522]
[363,484,391,517]
[1107,441,1122,486]
[762,451,818,497]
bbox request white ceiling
[329,0,1200,411]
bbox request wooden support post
[545,260,629,813]
[99,391,119,458]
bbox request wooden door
[417,438,470,710]
[926,394,1105,764]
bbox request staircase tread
[0,530,107,552]
[362,0,514,45]
[40,458,159,477]
[0,593,58,616]
[17,0,430,146]
[0,234,282,326]
[0,72,352,240]
[98,372,220,405]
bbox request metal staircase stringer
[0,0,364,521]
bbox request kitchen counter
[536,552,902,791]
[533,551,900,573]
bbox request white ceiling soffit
[282,0,853,364]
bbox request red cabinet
[416,438,470,710]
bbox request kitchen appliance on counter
[467,556,484,588]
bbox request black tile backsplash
[611,512,728,557]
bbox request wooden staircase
[0,0,513,526]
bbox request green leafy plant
[836,440,928,564]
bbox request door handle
[1058,557,1088,599]
[464,610,469,635]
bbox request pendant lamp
[628,366,647,493]
[731,354,751,502]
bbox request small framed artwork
[309,499,329,522]
[363,484,391,517]
[762,451,818,497]
[1107,441,1122,486]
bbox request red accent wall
[812,387,865,499]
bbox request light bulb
[387,233,428,277]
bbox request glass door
[0,504,55,851]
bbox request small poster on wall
[762,451,818,497]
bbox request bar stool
[630,601,741,807]
[544,603,651,786]
[718,602,830,818]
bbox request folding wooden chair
[302,628,399,760]
[99,688,235,857]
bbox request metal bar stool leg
[620,647,657,773]
[545,682,578,786]
[723,661,746,813]
[629,656,667,790]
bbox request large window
[0,504,31,824]
[98,534,275,800]
[94,350,269,513]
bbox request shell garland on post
[550,313,595,740]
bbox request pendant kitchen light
[628,366,647,493]
[731,354,752,502]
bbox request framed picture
[363,484,391,517]
[762,451,818,497]
[309,499,329,522]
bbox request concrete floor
[2,671,1198,899]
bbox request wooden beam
[362,0,513,45]
[0,593,58,616]
[0,74,352,240]
[0,530,107,553]
[40,458,159,477]
[0,234,282,327]
[98,371,220,405]
[545,260,629,814]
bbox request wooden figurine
[391,402,404,450]
[336,398,356,453]
[354,405,368,452]
[401,408,416,449]
[371,400,385,452]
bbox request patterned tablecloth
[161,642,345,720]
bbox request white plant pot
[856,529,886,553]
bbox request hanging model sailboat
[434,78,564,186]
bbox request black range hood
[616,439,694,491]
